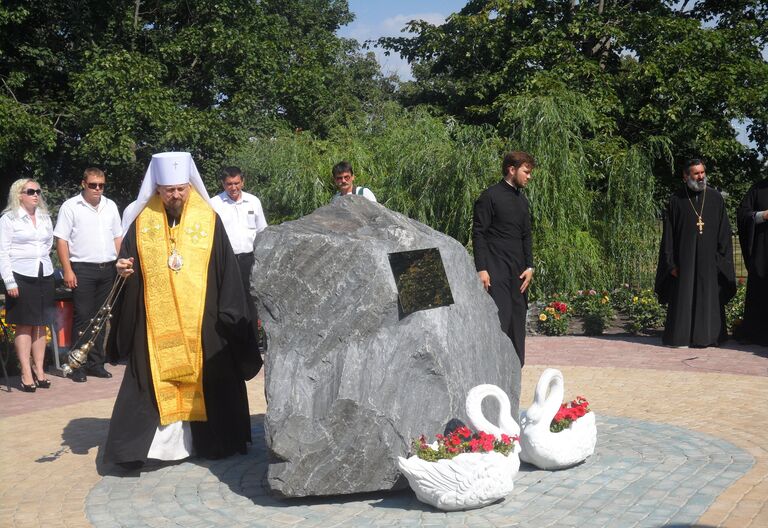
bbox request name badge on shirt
[247,210,257,229]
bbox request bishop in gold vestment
[103,152,262,467]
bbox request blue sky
[338,0,468,79]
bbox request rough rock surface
[251,197,521,497]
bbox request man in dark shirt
[737,177,768,345]
[472,151,535,367]
[654,158,736,347]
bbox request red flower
[455,426,472,439]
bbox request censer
[60,275,128,376]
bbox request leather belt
[72,261,116,269]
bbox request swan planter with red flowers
[519,368,596,470]
[397,385,521,511]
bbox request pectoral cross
[173,161,179,170]
[696,217,704,234]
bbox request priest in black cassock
[103,152,262,469]
[473,151,535,366]
[655,159,736,348]
[737,177,768,345]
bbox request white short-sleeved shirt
[211,191,267,255]
[53,194,122,263]
[333,186,377,203]
[0,207,54,289]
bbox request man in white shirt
[54,168,122,382]
[210,166,267,292]
[331,161,377,202]
[211,166,268,352]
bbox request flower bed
[411,425,519,461]
[530,282,746,338]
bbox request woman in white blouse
[0,179,55,392]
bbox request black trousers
[71,261,116,369]
[235,252,265,353]
[489,278,527,367]
[235,253,255,296]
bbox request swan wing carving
[465,384,520,439]
[397,452,518,511]
[519,368,597,470]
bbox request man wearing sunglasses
[54,167,123,382]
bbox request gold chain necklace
[168,223,183,272]
[685,185,706,235]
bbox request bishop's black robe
[103,217,262,465]
[472,179,533,366]
[737,179,768,345]
[654,185,736,347]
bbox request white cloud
[380,12,447,33]
[339,12,450,81]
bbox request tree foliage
[381,0,767,196]
[232,100,660,293]
[0,0,394,206]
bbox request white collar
[220,191,249,204]
[77,193,104,210]
[16,206,32,220]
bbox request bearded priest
[654,158,736,348]
[103,152,262,469]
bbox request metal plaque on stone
[388,248,454,317]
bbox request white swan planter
[397,384,521,511]
[519,368,597,470]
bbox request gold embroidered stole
[136,190,214,425]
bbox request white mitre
[121,152,211,234]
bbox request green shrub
[536,300,570,336]
[570,291,614,336]
[621,289,666,335]
[726,279,747,336]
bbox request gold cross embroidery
[141,222,162,235]
[184,222,208,243]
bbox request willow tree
[381,0,767,208]
[234,97,664,294]
[232,103,504,240]
[499,91,612,294]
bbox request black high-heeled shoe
[20,379,37,392]
[32,371,51,389]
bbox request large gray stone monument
[251,197,521,497]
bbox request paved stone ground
[85,416,753,528]
[0,335,766,527]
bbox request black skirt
[6,271,55,326]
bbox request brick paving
[0,336,766,527]
[85,416,753,528]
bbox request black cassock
[103,218,262,465]
[472,180,533,366]
[654,185,736,347]
[737,178,768,345]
